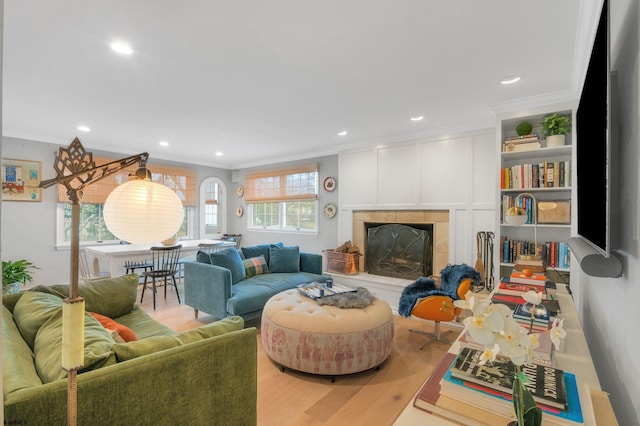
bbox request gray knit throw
[315,286,375,309]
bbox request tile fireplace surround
[330,210,450,313]
[351,210,449,278]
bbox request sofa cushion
[268,245,300,273]
[210,248,246,284]
[241,242,282,265]
[112,316,244,361]
[115,305,177,339]
[38,274,139,318]
[89,312,139,342]
[196,250,212,264]
[243,255,269,278]
[2,305,43,394]
[34,309,117,383]
[13,291,64,350]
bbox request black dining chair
[140,245,182,310]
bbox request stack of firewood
[334,240,361,254]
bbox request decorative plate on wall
[323,177,336,192]
[236,207,244,217]
[323,203,337,218]
[236,186,244,197]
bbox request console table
[86,239,235,277]
[393,284,616,425]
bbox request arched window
[199,177,227,238]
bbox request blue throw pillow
[196,250,211,264]
[241,242,283,264]
[209,248,246,284]
[269,245,300,273]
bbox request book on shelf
[440,365,584,425]
[449,347,568,410]
[505,133,540,143]
[504,141,541,152]
[546,161,555,187]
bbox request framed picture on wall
[2,158,42,202]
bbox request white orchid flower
[549,318,567,349]
[522,290,544,306]
[500,343,528,366]
[477,343,500,366]
[464,309,505,345]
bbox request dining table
[85,239,236,278]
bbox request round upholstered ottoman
[261,289,394,376]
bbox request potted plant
[540,113,572,147]
[2,259,40,294]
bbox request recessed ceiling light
[159,141,169,147]
[215,152,223,157]
[501,75,521,85]
[77,125,91,132]
[337,131,347,136]
[410,116,424,121]
[110,41,133,55]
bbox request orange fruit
[522,268,533,277]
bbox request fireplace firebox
[364,222,433,280]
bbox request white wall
[338,129,497,267]
[575,1,640,424]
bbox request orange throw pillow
[88,312,138,342]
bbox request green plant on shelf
[540,113,571,137]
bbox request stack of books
[513,303,551,332]
[458,329,555,366]
[503,134,541,152]
[492,265,561,317]
[415,348,584,425]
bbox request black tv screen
[576,0,609,256]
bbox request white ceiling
[2,0,603,170]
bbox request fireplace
[364,222,433,280]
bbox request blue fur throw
[439,263,482,295]
[397,264,482,318]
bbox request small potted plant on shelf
[2,259,40,294]
[540,113,572,148]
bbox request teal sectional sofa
[2,275,257,426]
[184,243,327,321]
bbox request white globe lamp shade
[103,180,184,245]
[505,206,528,226]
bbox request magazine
[297,282,357,299]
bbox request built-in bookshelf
[496,103,576,282]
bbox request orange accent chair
[408,277,473,349]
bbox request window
[55,156,197,246]
[199,177,227,238]
[245,165,318,233]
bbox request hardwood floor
[138,283,450,426]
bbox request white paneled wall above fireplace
[337,128,497,269]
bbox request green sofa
[2,274,257,426]
[184,244,327,321]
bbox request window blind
[244,164,318,202]
[57,156,197,206]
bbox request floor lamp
[39,138,184,426]
[505,192,540,260]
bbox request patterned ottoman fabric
[261,289,394,375]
